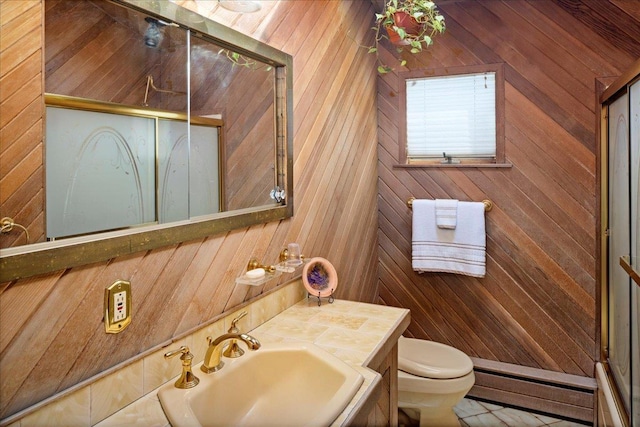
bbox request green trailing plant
[218,49,273,71]
[369,0,445,73]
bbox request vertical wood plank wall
[0,0,380,419]
[375,0,640,420]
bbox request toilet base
[398,379,472,427]
[399,405,460,427]
[396,337,475,427]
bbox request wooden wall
[0,0,380,419]
[0,0,44,247]
[5,0,639,422]
[375,0,640,421]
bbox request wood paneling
[375,0,638,421]
[4,0,637,421]
[0,0,380,419]
[0,0,43,247]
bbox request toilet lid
[398,336,474,379]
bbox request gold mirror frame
[0,0,293,282]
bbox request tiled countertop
[96,298,410,427]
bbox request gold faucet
[223,311,248,358]
[164,346,199,389]
[201,332,261,373]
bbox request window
[399,64,506,166]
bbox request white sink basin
[158,341,364,427]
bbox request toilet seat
[398,336,474,379]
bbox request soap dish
[235,270,281,286]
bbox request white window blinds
[406,72,496,160]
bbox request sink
[158,341,365,427]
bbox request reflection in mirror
[41,0,276,240]
[45,97,223,238]
[189,32,276,211]
[0,0,293,281]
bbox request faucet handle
[224,312,249,358]
[228,311,248,333]
[164,346,199,389]
[164,345,190,359]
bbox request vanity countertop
[95,298,410,427]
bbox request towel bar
[407,197,493,212]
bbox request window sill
[393,162,513,169]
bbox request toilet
[397,336,475,427]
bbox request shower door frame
[600,58,640,427]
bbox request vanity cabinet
[344,343,400,427]
[358,308,409,426]
[341,300,409,427]
[367,344,399,426]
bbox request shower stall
[601,60,640,427]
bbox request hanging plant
[368,0,446,73]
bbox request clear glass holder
[275,258,307,273]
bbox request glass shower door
[608,91,631,416]
[630,79,639,425]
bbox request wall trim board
[469,357,597,424]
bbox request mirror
[0,0,293,281]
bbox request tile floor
[453,398,589,427]
[399,398,590,426]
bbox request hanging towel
[412,199,486,278]
[435,199,458,229]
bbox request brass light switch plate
[104,280,132,333]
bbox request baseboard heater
[468,357,597,425]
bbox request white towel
[435,199,458,229]
[412,199,486,277]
